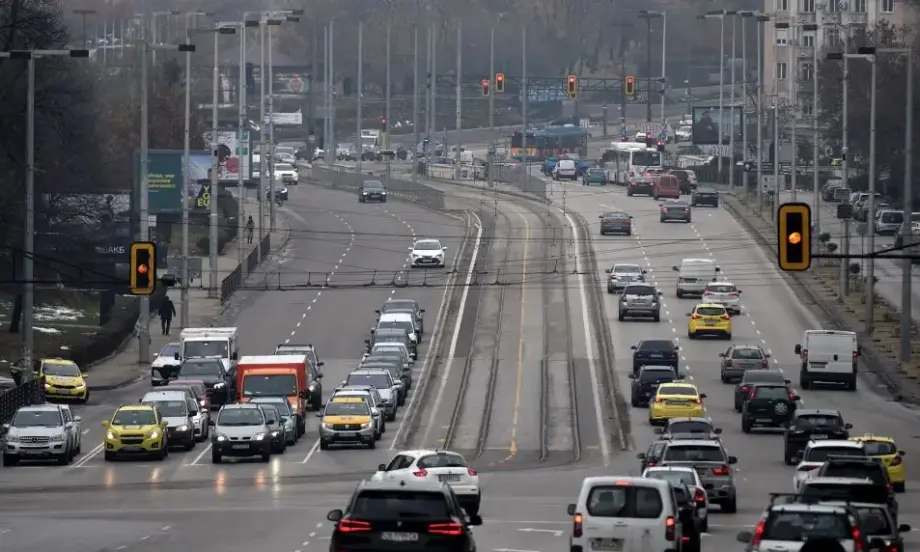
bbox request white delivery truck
[176,327,240,373]
[794,330,859,391]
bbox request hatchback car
[598,211,633,236]
[605,263,645,292]
[687,303,732,339]
[734,370,790,411]
[582,167,607,185]
[719,344,770,382]
[659,200,692,223]
[618,284,662,321]
[690,187,719,207]
[408,239,447,268]
[701,280,742,314]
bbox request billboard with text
[691,106,743,145]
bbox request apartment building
[763,0,916,113]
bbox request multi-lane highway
[4,158,920,552]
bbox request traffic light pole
[454,23,462,180]
[522,25,528,193]
[139,39,151,364]
[356,19,363,175]
[487,27,494,191]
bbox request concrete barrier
[312,164,445,210]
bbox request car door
[60,406,76,451]
[260,406,280,435]
[381,454,416,482]
[720,346,734,369]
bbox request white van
[568,476,682,552]
[672,258,721,298]
[553,159,578,180]
[793,330,859,391]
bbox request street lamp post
[0,48,89,381]
[702,10,731,183]
[754,14,770,216]
[639,10,667,132]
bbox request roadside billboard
[691,105,743,145]
[133,149,211,215]
[202,130,252,181]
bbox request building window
[801,97,814,116]
[776,0,789,10]
[853,0,867,12]
[826,29,841,47]
[801,0,815,12]
[777,62,788,80]
[802,33,815,48]
[881,0,894,12]
[828,0,840,11]
[801,63,814,82]
[777,29,788,45]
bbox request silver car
[341,369,399,421]
[719,344,770,383]
[660,200,692,223]
[361,360,407,405]
[250,397,298,445]
[701,280,742,314]
[141,390,197,450]
[659,439,739,513]
[2,404,81,466]
[210,404,272,463]
[605,263,647,293]
[618,284,663,322]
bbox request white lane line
[187,442,213,466]
[69,443,104,468]
[415,212,484,447]
[301,438,320,464]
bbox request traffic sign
[658,123,668,140]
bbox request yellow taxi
[850,434,907,492]
[320,396,376,450]
[687,302,732,339]
[102,405,169,461]
[38,358,89,403]
[648,382,706,425]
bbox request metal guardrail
[220,233,271,304]
[312,165,446,210]
[0,379,44,426]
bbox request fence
[0,379,44,426]
[312,165,446,210]
[420,161,548,201]
[220,233,271,303]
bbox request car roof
[220,403,261,410]
[143,390,189,399]
[41,358,78,365]
[581,476,671,489]
[808,439,863,448]
[665,439,722,447]
[398,449,467,458]
[707,281,736,287]
[19,404,62,412]
[804,476,875,485]
[695,303,727,309]
[385,299,418,306]
[117,405,157,412]
[358,479,447,492]
[850,434,896,444]
[639,365,676,372]
[666,417,710,424]
[796,408,843,416]
[769,503,852,514]
[351,369,389,375]
[657,382,697,390]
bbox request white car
[372,449,482,514]
[792,439,868,491]
[642,465,709,532]
[272,163,298,184]
[408,239,447,268]
[701,280,742,314]
[276,152,296,164]
[675,125,692,142]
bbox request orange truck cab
[236,355,309,436]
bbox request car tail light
[665,516,676,541]
[428,522,464,536]
[740,385,749,392]
[853,350,859,358]
[749,390,756,400]
[468,468,478,476]
[751,520,766,546]
[788,391,796,401]
[338,519,372,533]
[891,454,903,466]
[852,527,864,552]
[573,513,583,538]
[683,208,689,212]
[729,292,740,297]
[662,207,668,212]
[762,360,769,368]
[798,464,819,472]
[712,465,731,476]
[802,349,808,359]
[703,291,712,297]
[694,488,706,505]
[720,314,730,320]
[647,461,657,467]
[413,469,428,477]
[656,398,665,403]
[199,399,207,407]
[691,314,701,320]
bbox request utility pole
[139,38,150,363]
[454,23,462,179]
[522,24,528,193]
[412,24,419,184]
[237,22,247,275]
[659,12,667,127]
[645,16,652,122]
[773,22,784,218]
[385,20,392,154]
[356,19,363,174]
[841,54,850,297]
[729,14,736,190]
[209,27,222,298]
[431,25,437,145]
[487,27,494,190]
[260,20,269,233]
[812,24,821,232]
[789,26,798,201]
[330,20,336,164]
[755,15,767,216]
[24,57,36,379]
[741,13,749,196]
[898,47,914,363]
[865,56,878,334]
[181,19,192,329]
[324,24,330,165]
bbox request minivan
[653,174,681,200]
[672,258,721,298]
[553,159,578,180]
[875,210,903,234]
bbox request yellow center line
[505,210,530,460]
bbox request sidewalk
[84,195,291,390]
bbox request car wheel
[688,331,695,339]
[465,497,481,515]
[261,450,271,462]
[319,439,329,450]
[741,418,752,433]
[631,396,638,407]
[894,482,906,493]
[103,451,114,462]
[722,497,737,514]
[618,312,625,321]
[81,392,90,404]
[185,437,195,451]
[725,333,732,340]
[212,451,222,463]
[368,439,377,449]
[653,313,660,322]
[676,290,684,298]
[158,448,167,461]
[57,449,71,465]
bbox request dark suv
[734,370,790,411]
[783,409,853,465]
[327,479,482,552]
[815,456,894,501]
[741,384,799,433]
[631,339,679,373]
[628,365,680,407]
[359,180,388,203]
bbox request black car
[176,359,234,406]
[740,384,799,433]
[734,369,790,411]
[629,365,681,407]
[631,339,679,373]
[799,478,899,523]
[690,187,720,207]
[815,456,895,494]
[327,479,482,552]
[637,440,667,471]
[783,408,853,465]
[669,169,698,194]
[359,180,388,202]
[599,211,633,235]
[672,482,702,552]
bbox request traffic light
[566,74,578,98]
[129,241,157,295]
[777,203,812,271]
[656,141,666,152]
[495,73,505,93]
[380,118,387,131]
[481,78,490,97]
[624,75,636,99]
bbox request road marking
[417,212,485,447]
[301,438,320,463]
[505,208,531,460]
[187,442,212,465]
[70,442,104,468]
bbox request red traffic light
[137,264,149,275]
[626,76,634,84]
[568,75,576,84]
[481,78,489,86]
[496,74,504,83]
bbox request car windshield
[664,201,687,208]
[241,374,298,396]
[346,373,391,389]
[364,181,384,189]
[42,361,81,377]
[217,408,264,426]
[805,446,866,462]
[377,321,411,333]
[880,212,903,223]
[638,369,675,383]
[614,265,641,273]
[753,386,789,400]
[159,344,180,357]
[624,286,655,296]
[762,512,850,540]
[796,415,843,430]
[144,400,187,417]
[667,421,711,434]
[11,409,62,427]
[276,163,294,171]
[639,340,675,351]
[861,441,897,455]
[180,361,223,377]
[252,400,291,416]
[645,470,697,487]
[696,306,726,316]
[325,401,371,416]
[183,340,229,358]
[664,445,725,462]
[383,300,415,313]
[603,212,628,219]
[708,285,738,294]
[351,490,449,519]
[112,409,157,426]
[732,348,763,359]
[697,188,716,194]
[414,241,441,251]
[633,151,661,166]
[658,386,696,396]
[417,453,468,468]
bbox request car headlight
[381,191,387,195]
[75,381,86,388]
[321,423,332,430]
[360,423,371,429]
[308,383,317,391]
[213,382,226,389]
[44,383,51,389]
[50,433,65,442]
[148,430,160,440]
[5,434,19,442]
[252,433,266,440]
[271,430,280,437]
[363,191,368,195]
[176,425,189,432]
[215,434,228,441]
[106,431,116,440]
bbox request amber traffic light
[624,75,636,99]
[130,241,157,295]
[481,78,490,97]
[566,74,578,98]
[495,72,505,93]
[777,203,812,271]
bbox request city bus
[601,142,663,185]
[510,131,537,157]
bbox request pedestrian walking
[158,295,176,335]
[246,215,255,244]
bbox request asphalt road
[776,190,920,323]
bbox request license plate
[756,418,773,422]
[231,444,250,450]
[650,354,663,358]
[704,320,717,326]
[438,474,461,482]
[382,532,419,542]
[122,446,141,452]
[811,434,828,439]
[337,432,355,438]
[666,400,689,406]
[21,449,47,455]
[591,538,623,551]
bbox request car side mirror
[642,269,648,274]
[370,329,376,334]
[699,393,707,399]
[466,513,483,526]
[736,531,753,543]
[0,423,10,432]
[677,374,685,379]
[316,372,324,378]
[785,379,791,384]
[737,290,742,294]
[327,509,343,522]
[686,313,692,316]
[407,247,413,251]
[765,353,771,358]
[718,353,725,357]
[420,309,426,313]
[630,345,637,350]
[672,266,679,271]
[231,352,238,360]
[714,428,723,434]
[653,428,663,434]
[792,395,801,401]
[341,381,347,387]
[100,420,110,428]
[636,452,646,460]
[845,423,853,429]
[442,246,447,251]
[898,523,911,532]
[605,268,611,273]
[715,267,721,272]
[899,450,907,456]
[792,455,802,464]
[727,456,738,465]
[152,353,159,359]
[375,309,381,314]
[377,463,387,471]
[566,504,576,516]
[794,344,802,355]
[73,415,82,422]
[598,215,604,219]
[174,352,181,360]
[627,373,635,379]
